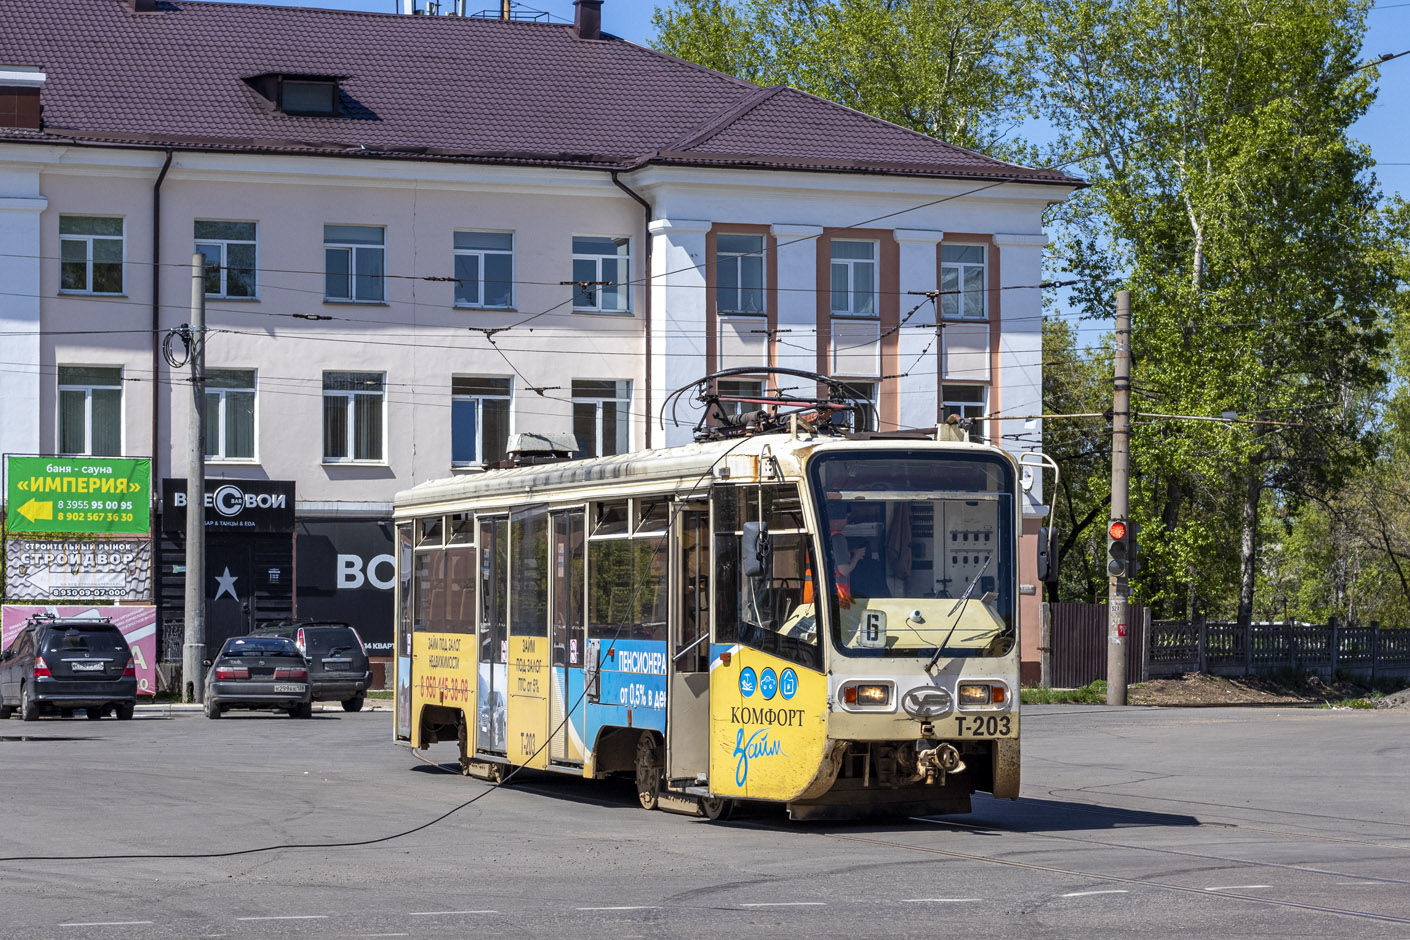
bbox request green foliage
[1021,680,1109,703]
[652,0,1038,159]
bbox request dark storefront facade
[157,479,393,684]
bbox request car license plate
[273,684,305,693]
[70,661,103,671]
[323,659,352,671]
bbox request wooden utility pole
[182,253,207,703]
[1106,290,1131,705]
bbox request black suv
[0,615,138,721]
[250,620,373,711]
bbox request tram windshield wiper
[928,555,991,672]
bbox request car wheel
[204,699,222,720]
[297,701,313,719]
[341,694,365,713]
[115,703,135,721]
[0,697,14,720]
[86,707,105,720]
[20,683,39,722]
[59,708,74,719]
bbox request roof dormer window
[244,73,343,116]
[281,80,337,115]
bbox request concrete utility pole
[182,253,207,703]
[1106,290,1132,706]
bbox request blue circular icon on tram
[760,668,779,700]
[780,668,798,700]
[739,667,758,697]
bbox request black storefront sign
[162,479,295,534]
[295,518,395,653]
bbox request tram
[392,371,1027,820]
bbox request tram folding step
[682,786,711,797]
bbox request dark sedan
[204,636,312,719]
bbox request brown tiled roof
[0,0,1080,185]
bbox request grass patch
[1022,680,1109,704]
[366,690,393,700]
[1320,697,1379,709]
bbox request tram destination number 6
[953,715,1013,737]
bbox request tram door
[549,510,585,763]
[667,504,711,782]
[476,517,508,755]
[507,506,551,770]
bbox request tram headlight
[957,682,993,706]
[841,683,891,707]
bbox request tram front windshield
[809,451,1016,659]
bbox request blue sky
[221,0,1410,201]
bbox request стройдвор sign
[5,457,152,536]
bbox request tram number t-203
[953,715,1014,737]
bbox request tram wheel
[699,795,735,821]
[635,733,663,811]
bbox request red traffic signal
[1108,521,1127,540]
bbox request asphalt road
[1,703,1407,939]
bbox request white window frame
[204,369,258,462]
[941,244,987,320]
[571,235,631,314]
[451,376,513,468]
[452,231,515,309]
[716,233,766,316]
[571,379,631,458]
[57,366,123,456]
[59,216,125,295]
[830,239,879,318]
[838,380,879,432]
[322,371,386,463]
[324,225,386,304]
[943,383,988,438]
[196,221,259,300]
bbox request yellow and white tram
[393,400,1023,820]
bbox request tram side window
[587,537,667,643]
[712,483,822,670]
[443,547,476,633]
[413,550,447,632]
[480,517,508,664]
[509,507,548,637]
[551,512,585,666]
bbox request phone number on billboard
[47,587,127,598]
[56,511,138,523]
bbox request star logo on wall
[214,567,239,602]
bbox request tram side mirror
[742,521,771,578]
[1037,526,1060,584]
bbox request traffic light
[1106,520,1129,578]
[1128,521,1141,576]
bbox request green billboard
[5,456,152,536]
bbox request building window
[943,384,987,439]
[571,236,630,313]
[941,245,986,320]
[572,379,630,458]
[196,221,257,299]
[59,216,123,294]
[839,380,878,432]
[453,232,513,308]
[281,80,338,115]
[830,240,877,317]
[58,366,122,456]
[324,225,385,303]
[451,376,512,467]
[716,233,765,315]
[204,369,256,460]
[323,371,384,462]
[716,378,765,419]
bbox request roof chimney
[573,0,602,40]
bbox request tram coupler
[915,740,965,786]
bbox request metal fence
[1146,618,1410,681]
[1040,602,1148,688]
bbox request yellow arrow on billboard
[17,498,53,522]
